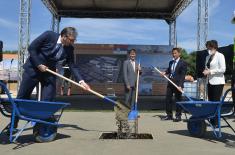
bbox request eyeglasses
[66,36,76,43]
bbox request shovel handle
[153,66,184,94]
[135,62,140,103]
[46,68,106,99]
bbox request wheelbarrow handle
[46,68,107,100]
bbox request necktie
[206,55,214,69]
[170,60,176,78]
[54,44,64,60]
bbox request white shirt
[57,36,62,44]
[57,35,84,84]
[171,57,180,73]
[205,51,226,85]
[130,60,135,72]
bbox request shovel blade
[114,101,130,121]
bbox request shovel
[46,68,130,121]
[128,61,140,120]
[127,61,141,134]
[152,66,193,101]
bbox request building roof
[42,0,193,20]
[3,54,18,60]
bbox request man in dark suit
[12,27,90,130]
[123,49,141,108]
[161,48,187,122]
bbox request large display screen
[73,44,173,95]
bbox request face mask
[211,50,216,55]
[208,50,212,55]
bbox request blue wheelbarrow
[177,88,235,138]
[0,81,70,143]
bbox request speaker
[0,40,2,62]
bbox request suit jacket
[205,51,226,85]
[23,31,83,82]
[165,59,187,88]
[123,60,138,87]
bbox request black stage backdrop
[196,44,233,78]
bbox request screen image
[72,44,173,95]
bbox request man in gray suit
[123,49,141,108]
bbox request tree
[181,49,196,78]
[3,50,17,54]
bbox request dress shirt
[130,60,135,72]
[170,58,180,78]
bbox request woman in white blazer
[203,40,226,101]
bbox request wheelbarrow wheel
[33,117,58,143]
[187,117,206,138]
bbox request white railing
[0,59,18,80]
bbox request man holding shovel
[123,49,141,108]
[161,48,187,122]
[11,27,90,131]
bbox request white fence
[0,59,18,80]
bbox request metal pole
[169,20,176,47]
[38,82,41,101]
[197,0,208,50]
[197,0,209,100]
[18,0,31,90]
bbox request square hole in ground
[99,132,153,139]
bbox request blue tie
[170,60,176,78]
[55,44,63,60]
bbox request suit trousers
[207,83,224,125]
[13,71,56,128]
[17,71,56,101]
[125,87,136,108]
[207,83,224,101]
[165,84,182,117]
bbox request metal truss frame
[197,0,209,100]
[168,20,177,47]
[18,0,209,97]
[51,15,61,33]
[18,0,31,89]
[41,0,60,32]
[167,0,194,47]
[197,0,209,50]
[171,0,194,20]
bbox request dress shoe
[161,116,173,121]
[173,116,182,122]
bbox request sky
[0,0,234,52]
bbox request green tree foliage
[3,50,17,54]
[181,49,196,78]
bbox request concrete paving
[0,111,235,155]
